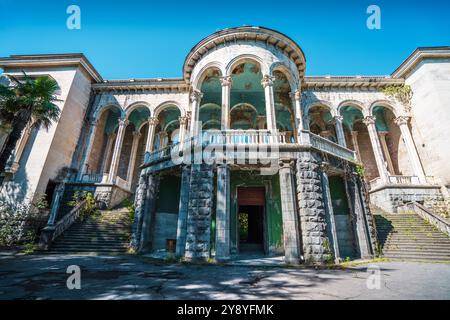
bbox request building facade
[0,27,449,264]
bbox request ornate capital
[333,115,344,123]
[220,76,233,88]
[148,117,159,126]
[261,75,274,88]
[394,116,410,126]
[118,118,129,127]
[179,116,189,126]
[320,161,330,173]
[362,116,376,126]
[278,158,295,170]
[133,131,142,138]
[190,90,203,103]
[289,90,301,101]
[186,111,192,120]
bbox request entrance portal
[237,187,266,253]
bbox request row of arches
[194,59,298,142]
[306,101,421,183]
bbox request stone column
[215,164,231,261]
[378,132,395,175]
[394,116,426,184]
[333,116,347,147]
[344,172,372,259]
[178,116,189,150]
[139,173,160,252]
[185,164,214,261]
[158,131,169,149]
[279,159,302,265]
[290,90,304,132]
[190,90,203,137]
[176,165,191,257]
[220,76,232,130]
[261,75,277,132]
[100,133,116,174]
[79,119,98,177]
[296,151,329,264]
[126,131,141,187]
[130,171,148,250]
[363,116,389,183]
[320,162,340,262]
[351,131,361,162]
[144,117,158,162]
[107,118,128,183]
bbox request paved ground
[0,253,449,300]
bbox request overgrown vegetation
[68,191,98,221]
[122,198,135,224]
[356,164,366,178]
[0,197,47,252]
[381,84,413,110]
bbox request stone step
[383,254,450,262]
[382,246,450,253]
[382,240,450,246]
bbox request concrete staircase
[49,208,131,254]
[374,208,450,262]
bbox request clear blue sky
[0,0,449,79]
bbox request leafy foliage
[0,73,60,173]
[122,198,135,223]
[356,164,366,178]
[68,191,98,221]
[381,84,413,108]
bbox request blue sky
[0,0,449,79]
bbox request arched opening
[154,106,181,150]
[230,61,266,130]
[340,105,380,181]
[273,70,295,142]
[372,106,412,176]
[308,105,337,143]
[199,68,222,131]
[86,106,121,175]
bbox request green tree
[0,73,60,173]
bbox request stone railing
[202,130,288,145]
[368,177,383,190]
[38,200,86,250]
[115,176,130,191]
[388,175,420,185]
[305,132,356,162]
[78,173,107,184]
[399,202,450,236]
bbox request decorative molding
[363,116,376,126]
[220,76,233,88]
[394,116,410,126]
[261,75,275,88]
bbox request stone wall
[296,151,331,263]
[185,164,214,261]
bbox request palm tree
[0,73,60,174]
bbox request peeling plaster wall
[405,59,450,185]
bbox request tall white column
[126,131,141,187]
[333,115,347,147]
[178,116,189,150]
[145,117,158,155]
[351,131,361,162]
[290,90,304,132]
[394,116,426,184]
[107,118,128,183]
[261,75,277,132]
[100,132,116,174]
[363,116,389,183]
[11,122,33,171]
[220,76,232,130]
[190,90,203,137]
[378,132,395,175]
[79,119,98,177]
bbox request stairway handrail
[403,201,450,236]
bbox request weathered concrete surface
[0,253,449,300]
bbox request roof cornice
[303,76,404,89]
[391,47,450,78]
[183,26,306,82]
[92,78,189,93]
[0,54,103,83]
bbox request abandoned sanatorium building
[0,27,449,264]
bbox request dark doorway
[237,187,266,253]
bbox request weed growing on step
[122,198,135,224]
